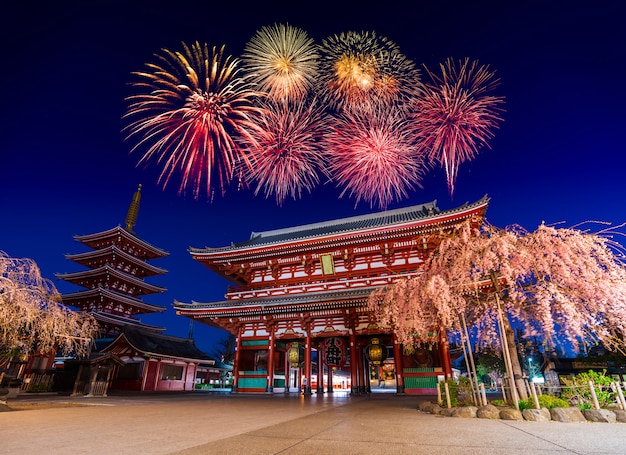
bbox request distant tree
[369,220,626,401]
[0,251,97,368]
[211,332,236,365]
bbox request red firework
[411,57,505,196]
[246,99,331,205]
[122,42,266,199]
[326,106,425,209]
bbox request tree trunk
[503,315,529,401]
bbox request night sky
[2,1,625,356]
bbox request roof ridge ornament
[125,184,142,234]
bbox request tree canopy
[368,221,626,355]
[1,251,97,360]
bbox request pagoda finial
[125,184,142,233]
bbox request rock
[522,408,551,422]
[429,404,443,415]
[550,407,586,423]
[477,404,501,419]
[613,410,626,423]
[583,409,617,423]
[451,406,477,418]
[499,408,524,421]
[439,407,456,417]
[418,401,439,413]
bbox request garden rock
[522,408,551,422]
[439,407,456,417]
[476,404,501,419]
[550,407,586,423]
[499,408,523,421]
[614,410,626,423]
[583,409,616,423]
[451,406,477,418]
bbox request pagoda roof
[56,265,167,296]
[174,287,376,318]
[92,312,165,332]
[74,225,169,260]
[65,245,167,277]
[103,327,213,363]
[61,287,166,314]
[190,195,489,257]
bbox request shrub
[442,377,473,407]
[561,369,616,410]
[518,394,569,410]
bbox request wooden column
[349,331,358,395]
[303,333,312,395]
[439,330,453,379]
[317,341,325,394]
[266,331,275,392]
[232,327,242,392]
[393,334,405,393]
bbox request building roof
[104,327,214,363]
[65,245,168,277]
[74,225,169,260]
[190,196,489,255]
[56,265,167,296]
[61,287,166,314]
[92,312,165,332]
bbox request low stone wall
[417,400,626,423]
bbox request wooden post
[614,382,626,410]
[589,380,600,410]
[444,381,451,408]
[480,382,487,406]
[437,381,442,405]
[530,380,540,409]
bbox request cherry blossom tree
[0,251,98,369]
[368,220,626,401]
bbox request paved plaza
[2,391,626,454]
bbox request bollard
[480,383,487,406]
[530,380,540,409]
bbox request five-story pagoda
[57,185,169,339]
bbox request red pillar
[304,333,312,395]
[232,327,242,392]
[393,334,405,393]
[349,332,358,395]
[439,330,453,379]
[266,331,275,393]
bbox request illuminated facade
[174,196,489,394]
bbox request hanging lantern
[324,337,345,369]
[287,342,303,368]
[365,338,388,366]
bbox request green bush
[442,377,473,407]
[518,394,569,410]
[561,369,616,410]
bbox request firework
[246,98,331,205]
[326,105,425,209]
[317,30,421,112]
[242,23,319,102]
[122,42,266,199]
[411,57,505,196]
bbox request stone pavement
[2,391,626,454]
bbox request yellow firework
[242,23,319,102]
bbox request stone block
[451,406,477,418]
[477,404,501,419]
[550,407,586,423]
[499,408,524,421]
[522,408,551,422]
[583,409,617,423]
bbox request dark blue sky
[2,1,625,356]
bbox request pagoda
[174,196,489,395]
[57,185,169,338]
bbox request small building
[102,327,219,392]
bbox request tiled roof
[115,327,213,362]
[190,196,488,254]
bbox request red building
[55,185,223,393]
[56,184,168,337]
[174,196,489,395]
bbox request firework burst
[317,30,421,112]
[326,105,425,209]
[411,57,505,196]
[122,42,266,199]
[246,98,330,205]
[242,23,319,102]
